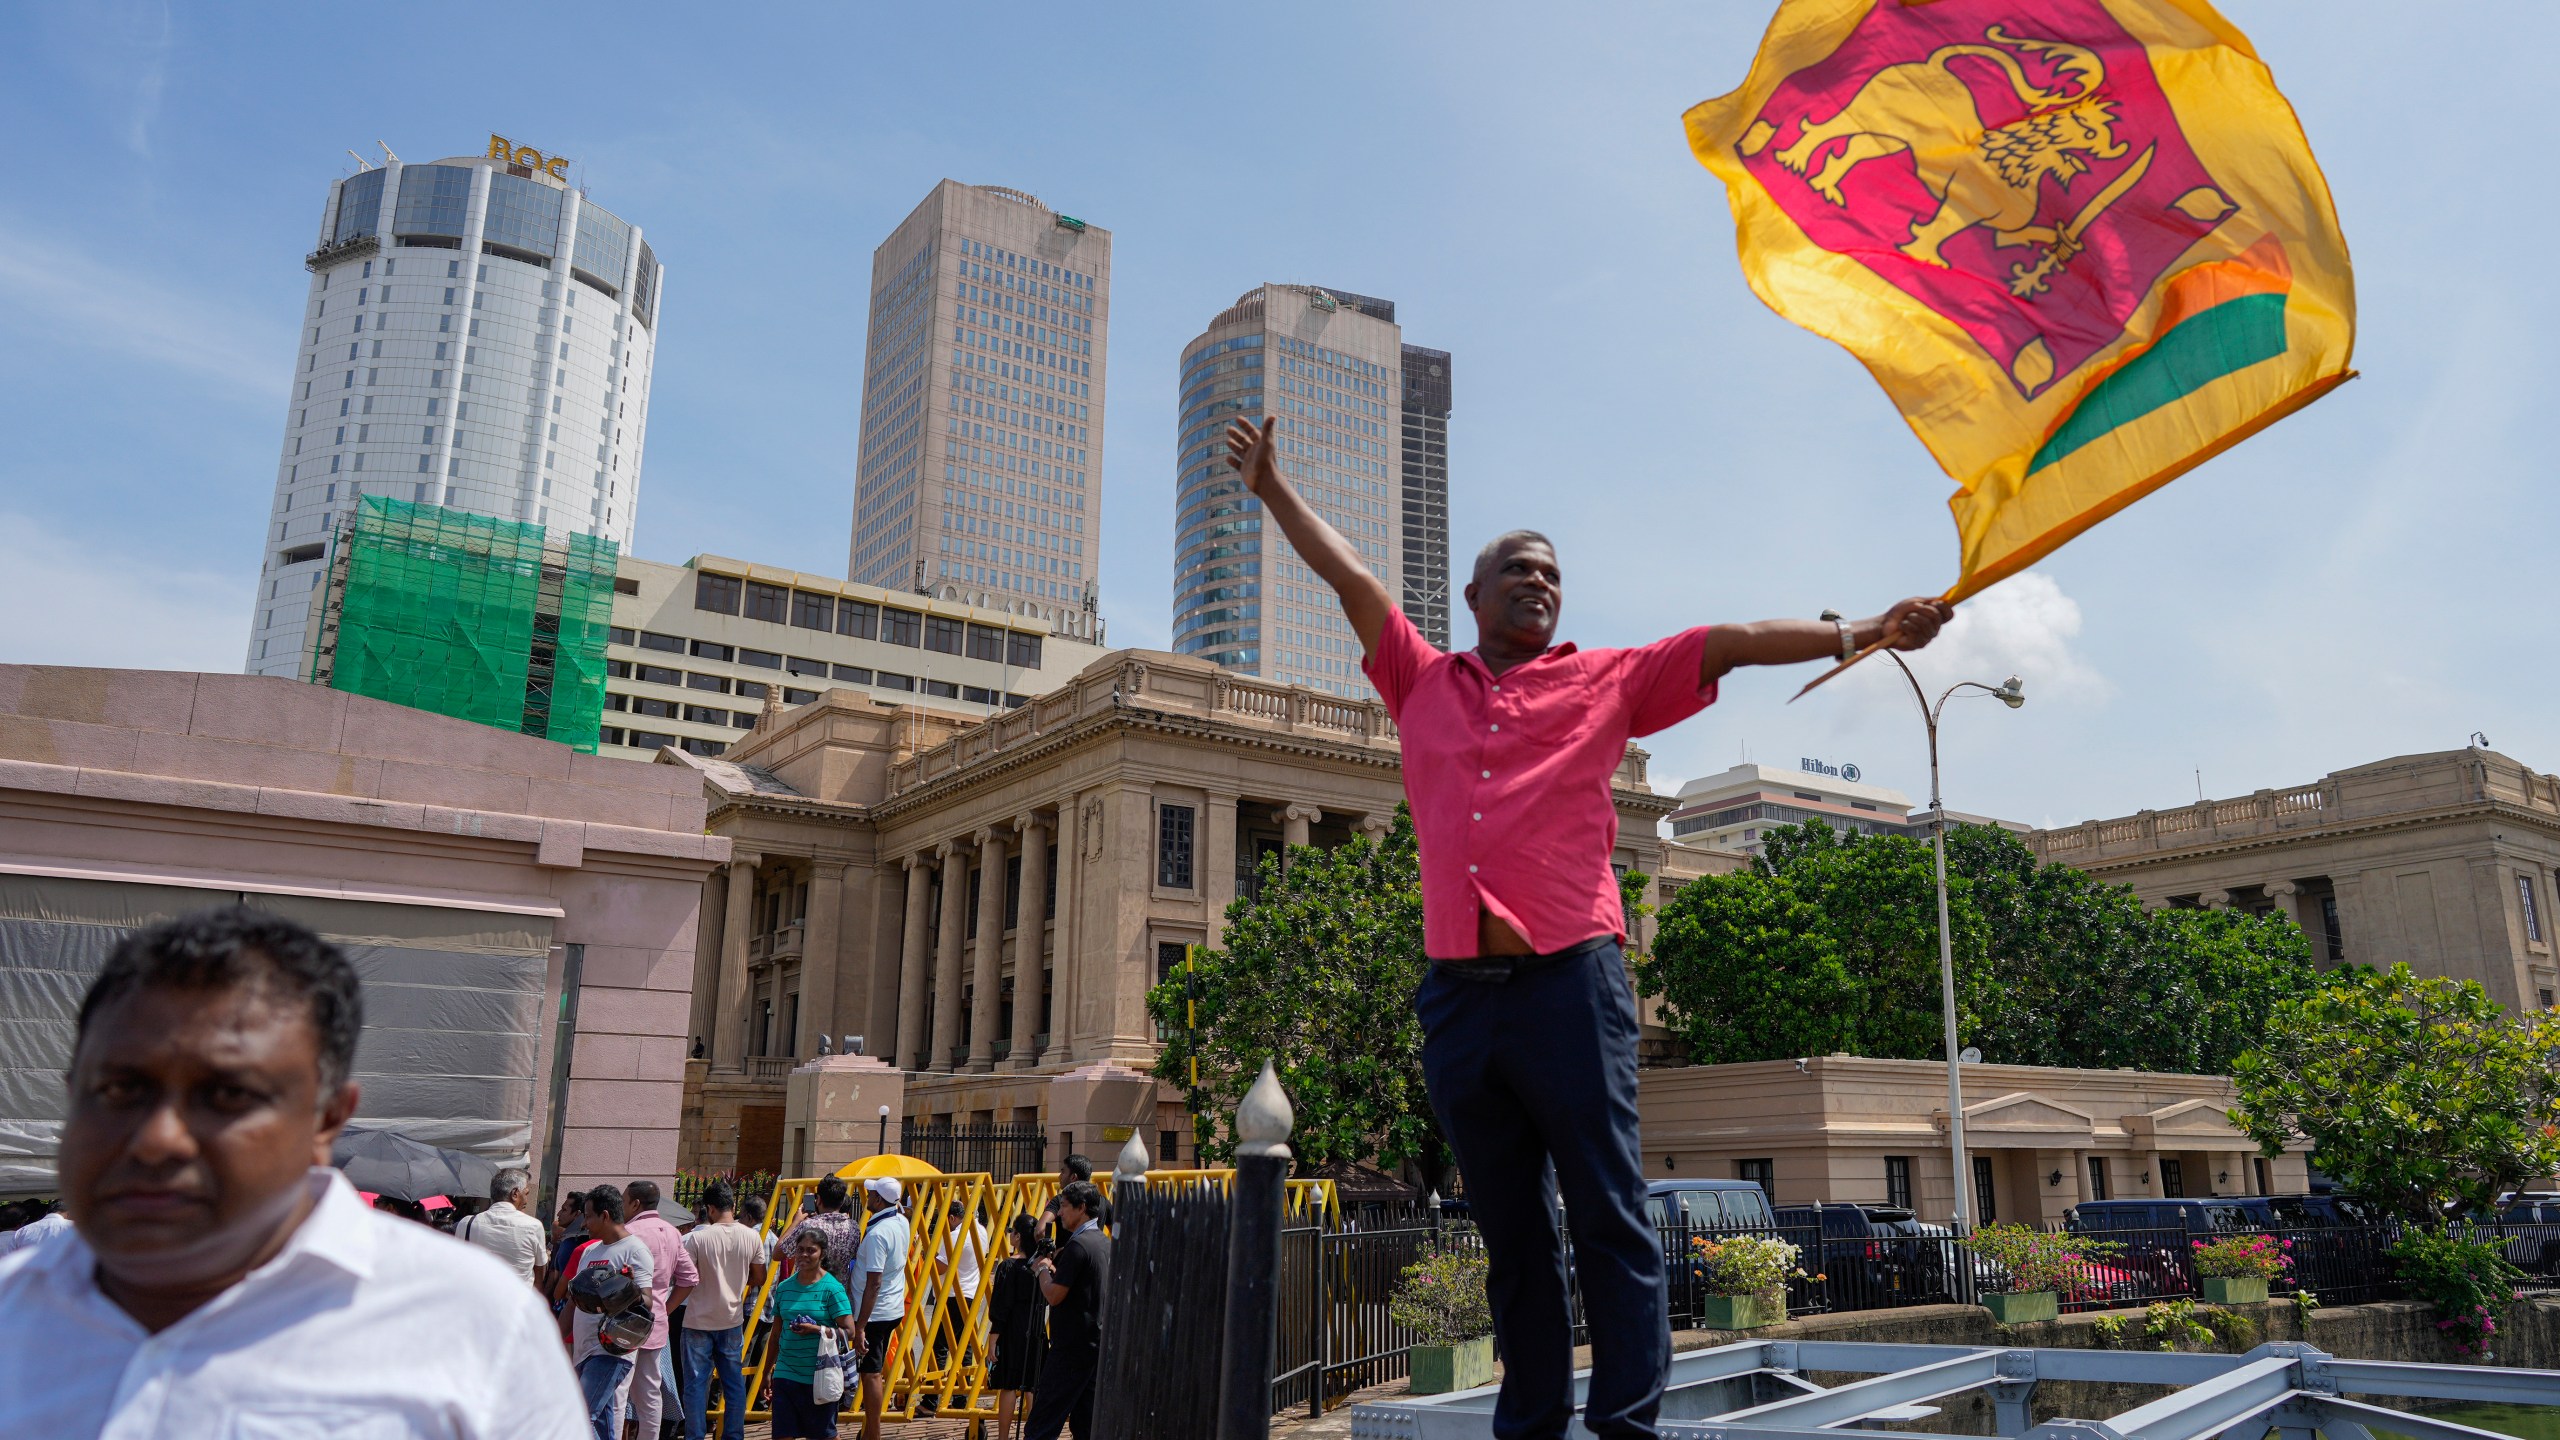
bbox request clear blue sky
[3,1,2553,828]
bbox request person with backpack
[563,1185,656,1440]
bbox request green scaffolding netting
[327,497,616,753]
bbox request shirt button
[1489,723,1500,732]
[1481,770,1491,779]
[1468,865,1479,874]
[1472,812,1482,821]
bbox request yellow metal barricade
[712,1164,1341,1428]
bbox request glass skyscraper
[847,181,1109,642]
[247,138,661,678]
[1172,285,1450,693]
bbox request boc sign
[487,133,570,179]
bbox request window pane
[881,609,921,647]
[791,591,835,631]
[694,572,742,615]
[924,616,965,655]
[1007,632,1043,668]
[744,582,788,623]
[965,623,1005,662]
[837,600,880,640]
[1157,804,1196,889]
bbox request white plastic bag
[812,1324,846,1405]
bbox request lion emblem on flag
[1743,26,2129,271]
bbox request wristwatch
[1820,609,1853,660]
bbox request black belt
[1429,935,1612,984]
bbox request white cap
[864,1176,902,1203]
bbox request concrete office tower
[1398,345,1453,649]
[846,181,1108,642]
[246,136,663,678]
[1173,285,1431,696]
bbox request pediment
[2124,1098,2246,1142]
[1957,1092,2099,1134]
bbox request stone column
[967,826,1010,1072]
[2263,880,2303,931]
[710,854,761,1071]
[1042,791,1084,1067]
[1203,791,1240,947]
[930,838,972,1072]
[796,858,847,1059]
[894,855,932,1073]
[1011,812,1052,1069]
[2199,888,2233,910]
[1278,802,1320,850]
[1357,812,1393,844]
[687,858,728,1060]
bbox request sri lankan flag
[1686,0,2354,601]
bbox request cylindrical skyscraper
[246,136,663,678]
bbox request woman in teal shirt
[763,1231,855,1438]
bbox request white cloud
[1833,570,2110,711]
[0,218,287,399]
[0,511,251,672]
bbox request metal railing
[898,1119,1048,1183]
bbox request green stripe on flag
[2030,291,2291,474]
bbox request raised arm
[1224,417,1395,655]
[1698,599,1955,686]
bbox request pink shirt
[1363,607,1716,959]
[624,1210,700,1351]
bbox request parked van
[1644,1179,1776,1233]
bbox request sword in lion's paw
[2008,142,2155,298]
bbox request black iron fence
[898,1119,1046,1182]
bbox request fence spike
[1114,1127,1151,1182]
[1237,1059,1295,1160]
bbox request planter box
[1409,1336,1495,1396]
[1983,1291,2059,1324]
[2203,1277,2269,1305]
[1698,1293,1783,1330]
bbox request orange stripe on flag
[2044,235,2294,446]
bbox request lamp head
[1995,676,2025,709]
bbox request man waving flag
[1687,0,2354,605]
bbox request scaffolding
[311,497,616,753]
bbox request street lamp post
[1885,652,2022,1231]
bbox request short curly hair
[75,904,364,1095]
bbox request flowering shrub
[1389,1247,1493,1347]
[1961,1222,2121,1294]
[2192,1233,2291,1281]
[1690,1233,1810,1302]
[2387,1230,2526,1358]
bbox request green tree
[1146,808,1444,1184]
[2232,964,2560,1222]
[1636,820,2318,1073]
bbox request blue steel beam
[2320,1358,2560,1407]
[2079,1354,2301,1440]
[2311,1396,2544,1440]
[1712,1350,2007,1430]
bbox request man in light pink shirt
[1223,416,1950,1440]
[623,1180,699,1440]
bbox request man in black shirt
[1022,1181,1108,1440]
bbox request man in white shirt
[679,1181,767,1440]
[460,1166,549,1286]
[0,1200,71,1255]
[0,903,587,1437]
[850,1177,912,1440]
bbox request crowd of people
[0,902,1124,1439]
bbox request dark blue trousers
[1415,939,1668,1440]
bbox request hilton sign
[1800,757,1862,783]
[487,133,569,179]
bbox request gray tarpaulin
[0,874,552,1195]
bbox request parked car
[2484,1198,2560,1275]
[1645,1179,1777,1234]
[1773,1203,1957,1303]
